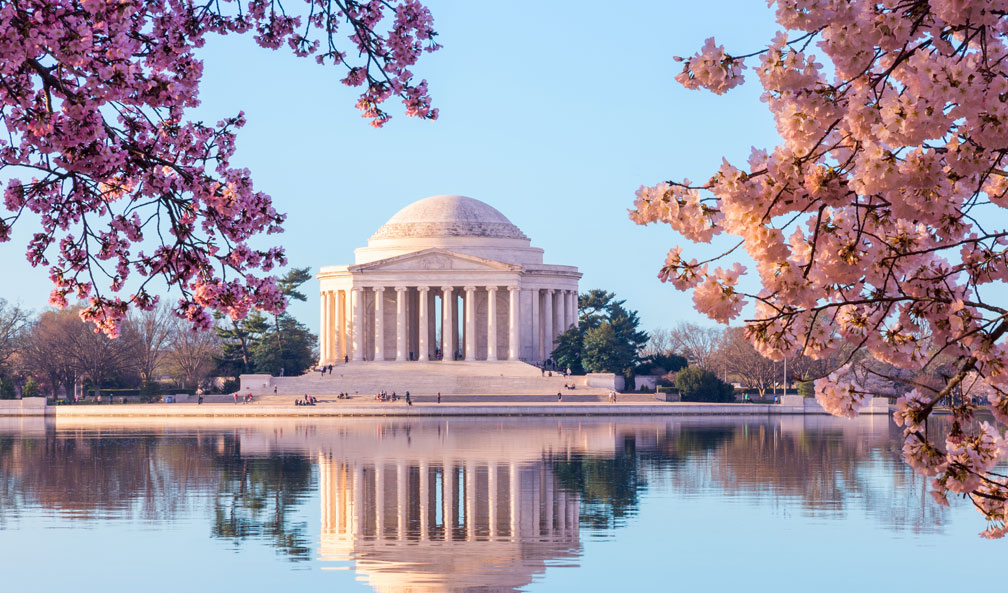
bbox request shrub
[0,378,15,400]
[21,377,40,398]
[797,380,815,398]
[674,367,734,403]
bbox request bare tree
[19,308,84,397]
[0,299,29,371]
[20,307,141,398]
[667,322,723,370]
[62,309,140,397]
[166,319,220,390]
[125,304,173,387]
[641,327,673,358]
[716,327,778,396]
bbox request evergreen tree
[214,267,317,378]
[551,290,648,376]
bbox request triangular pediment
[349,248,521,272]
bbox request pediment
[349,249,521,273]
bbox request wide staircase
[243,361,610,396]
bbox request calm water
[0,415,1003,592]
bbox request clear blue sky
[2,1,783,334]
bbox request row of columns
[320,458,579,543]
[320,285,578,365]
[529,288,578,362]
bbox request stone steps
[242,361,606,396]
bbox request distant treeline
[0,268,316,399]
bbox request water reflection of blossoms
[0,428,314,561]
[0,415,955,565]
[553,417,948,535]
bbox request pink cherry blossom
[632,0,1008,537]
[0,0,439,335]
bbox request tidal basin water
[0,415,1004,592]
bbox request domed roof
[370,195,528,241]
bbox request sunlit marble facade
[317,195,581,366]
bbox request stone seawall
[0,399,892,418]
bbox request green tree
[551,290,648,376]
[21,377,40,399]
[635,352,688,377]
[674,367,734,403]
[252,315,316,377]
[552,326,585,374]
[0,376,15,400]
[270,268,313,364]
[216,311,271,377]
[214,267,317,379]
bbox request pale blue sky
[2,1,783,334]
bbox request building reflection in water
[318,456,579,593]
[238,419,601,592]
[0,414,940,593]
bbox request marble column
[397,462,407,540]
[351,288,364,361]
[531,466,541,536]
[441,286,453,360]
[464,286,476,360]
[319,291,327,364]
[543,289,554,358]
[374,287,385,361]
[443,462,456,539]
[419,461,429,541]
[328,291,338,360]
[556,290,566,337]
[569,290,578,328]
[544,469,554,535]
[395,286,407,362]
[465,460,476,541]
[487,462,498,538]
[531,289,540,362]
[338,290,346,361]
[509,462,520,540]
[375,463,385,538]
[353,464,364,535]
[508,286,520,361]
[418,287,429,361]
[486,286,498,361]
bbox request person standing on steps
[437,392,441,404]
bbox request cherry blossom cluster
[0,0,439,336]
[632,0,1008,536]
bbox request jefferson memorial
[317,195,581,366]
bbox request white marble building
[317,195,581,365]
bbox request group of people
[374,391,412,405]
[318,364,334,376]
[233,392,254,404]
[562,383,577,390]
[295,394,317,406]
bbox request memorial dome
[370,195,528,241]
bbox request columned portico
[317,195,580,366]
